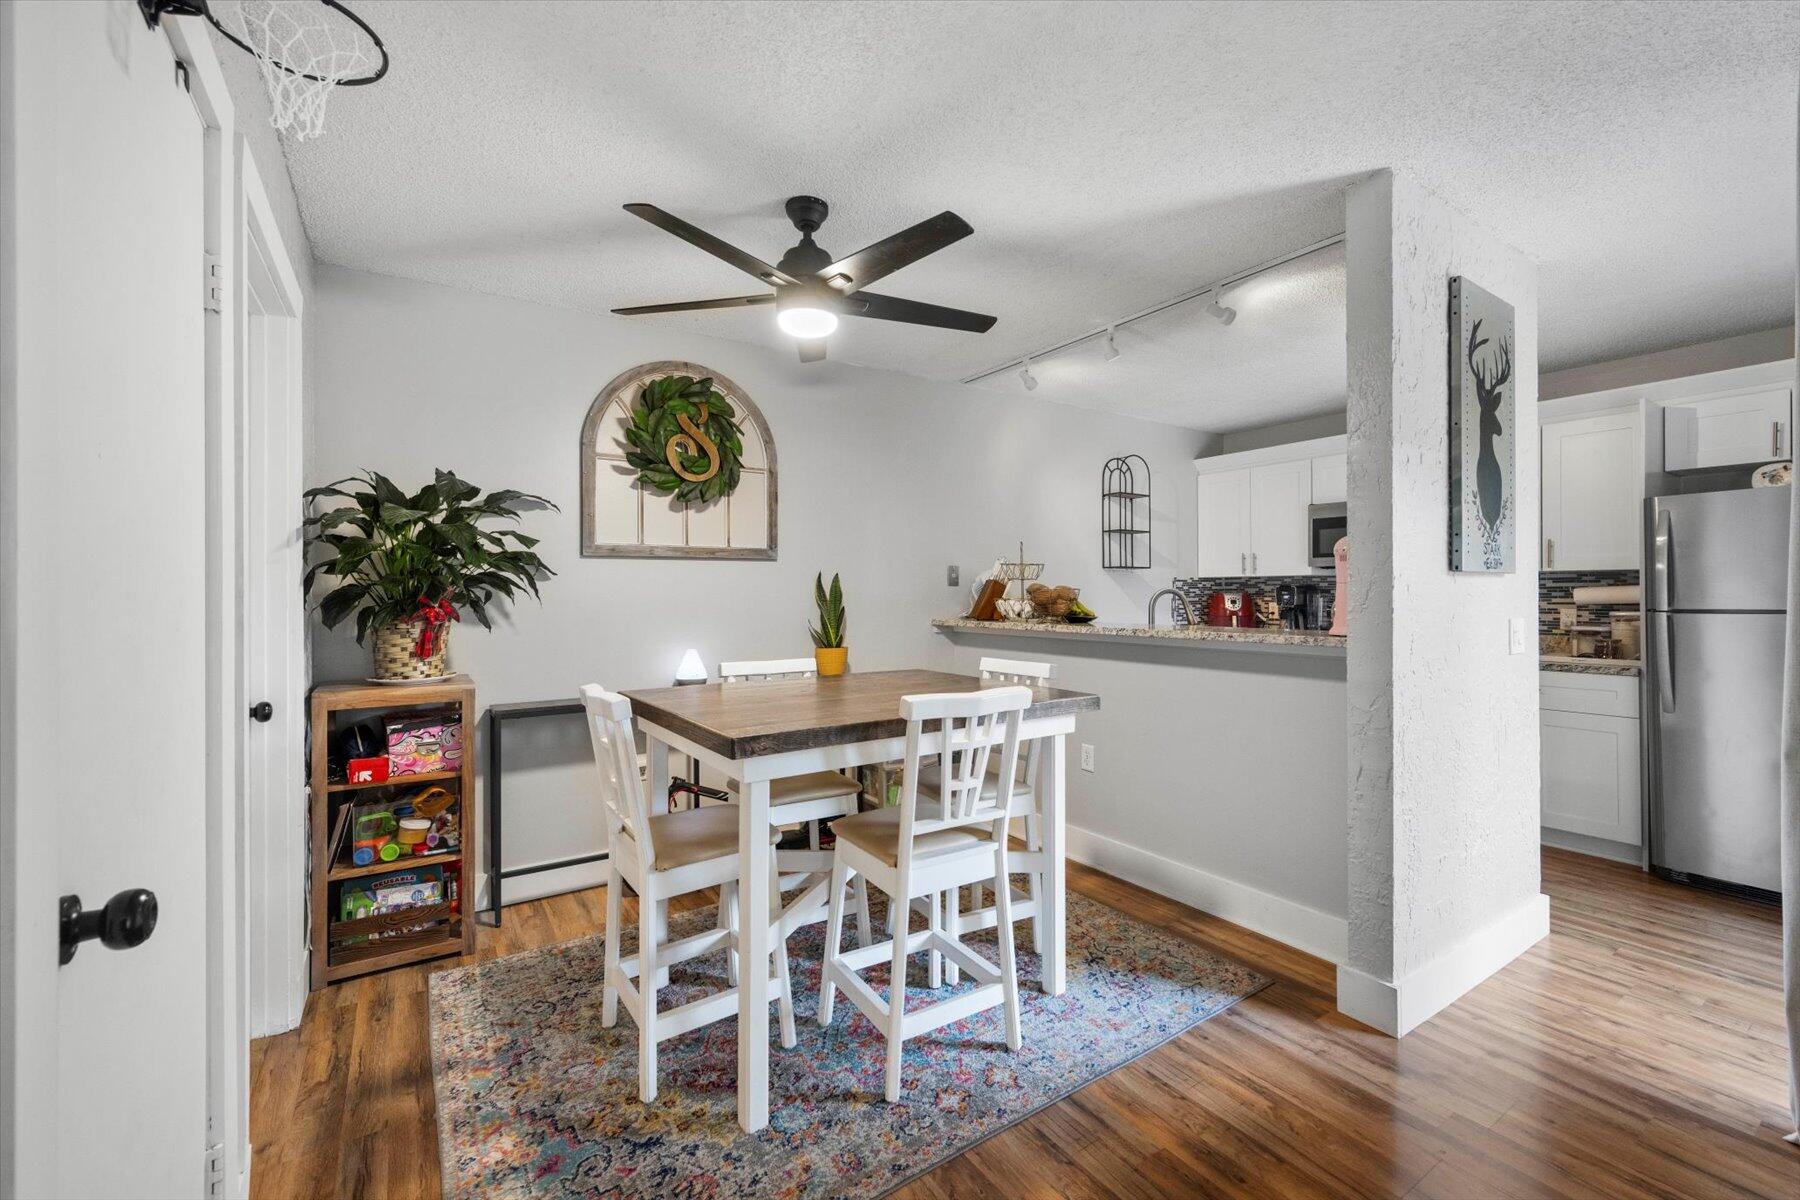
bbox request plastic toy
[351,809,400,866]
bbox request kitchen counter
[932,616,1346,656]
[1540,656,1641,677]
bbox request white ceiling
[255,0,1798,432]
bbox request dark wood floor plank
[251,847,1795,1199]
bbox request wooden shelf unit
[308,675,477,988]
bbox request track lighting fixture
[1205,291,1237,325]
[1019,359,1038,391]
[1101,327,1120,361]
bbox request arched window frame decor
[580,360,778,560]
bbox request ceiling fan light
[775,286,839,338]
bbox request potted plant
[810,572,848,676]
[303,469,556,681]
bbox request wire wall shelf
[1101,455,1151,569]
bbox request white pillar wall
[1339,170,1548,1036]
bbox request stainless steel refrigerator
[1645,486,1790,899]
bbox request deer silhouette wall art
[1449,277,1516,571]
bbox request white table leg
[736,778,772,1133]
[645,737,672,986]
[1039,732,1067,995]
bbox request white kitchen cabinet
[1541,670,1641,846]
[1663,383,1793,473]
[1310,453,1347,504]
[1247,459,1312,575]
[1194,468,1251,575]
[1541,410,1641,570]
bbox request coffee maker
[1276,582,1331,630]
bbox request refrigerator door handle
[1654,612,1675,714]
[1651,506,1672,610]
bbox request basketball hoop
[140,0,388,142]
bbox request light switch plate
[1508,617,1528,655]
[1080,743,1095,772]
[946,565,959,587]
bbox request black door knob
[249,701,273,723]
[59,888,157,966]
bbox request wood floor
[249,849,1796,1199]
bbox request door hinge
[203,252,223,314]
[204,1142,226,1196]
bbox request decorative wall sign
[581,361,776,559]
[1448,277,1515,572]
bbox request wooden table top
[620,668,1100,760]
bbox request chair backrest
[979,656,1052,687]
[719,656,818,682]
[580,684,656,869]
[894,686,1031,866]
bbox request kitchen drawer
[1540,670,1639,718]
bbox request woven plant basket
[372,619,449,681]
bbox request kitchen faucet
[1146,587,1197,628]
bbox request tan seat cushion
[831,806,994,868]
[619,804,779,871]
[727,770,861,806]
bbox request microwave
[1307,502,1346,568]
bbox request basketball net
[209,0,381,142]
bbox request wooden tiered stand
[308,676,477,987]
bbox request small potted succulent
[810,572,848,676]
[303,469,555,681]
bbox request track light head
[1101,327,1121,362]
[1206,293,1237,326]
[1019,359,1038,391]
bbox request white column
[1340,169,1548,1037]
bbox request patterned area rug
[429,890,1267,1199]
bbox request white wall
[1341,170,1546,1036]
[308,265,1207,898]
[1541,325,1793,401]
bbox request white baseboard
[1336,891,1550,1036]
[1064,824,1349,964]
[1541,827,1643,867]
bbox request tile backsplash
[1539,569,1640,635]
[1171,575,1333,628]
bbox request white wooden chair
[719,658,870,962]
[817,686,1030,1102]
[922,657,1052,985]
[582,684,797,1103]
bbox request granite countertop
[1540,655,1641,677]
[932,616,1346,655]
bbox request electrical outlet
[946,565,960,587]
[1508,617,1527,655]
[1080,743,1095,772]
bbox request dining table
[619,667,1101,1133]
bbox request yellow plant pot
[814,646,848,677]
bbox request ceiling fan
[612,196,997,363]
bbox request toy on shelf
[386,709,463,777]
[351,807,401,866]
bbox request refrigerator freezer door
[1646,487,1791,612]
[1646,610,1784,892]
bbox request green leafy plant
[302,469,556,644]
[809,572,846,649]
[620,374,746,504]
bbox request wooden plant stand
[308,676,477,988]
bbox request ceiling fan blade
[611,294,774,316]
[797,339,828,363]
[816,211,973,293]
[842,290,996,333]
[623,203,798,287]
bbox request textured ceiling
[254,0,1798,432]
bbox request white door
[1,5,210,1195]
[1541,411,1641,570]
[1541,710,1642,845]
[1664,384,1793,472]
[1310,453,1347,505]
[1195,468,1251,576]
[1248,459,1312,576]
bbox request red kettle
[1206,590,1255,628]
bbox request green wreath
[620,374,746,504]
